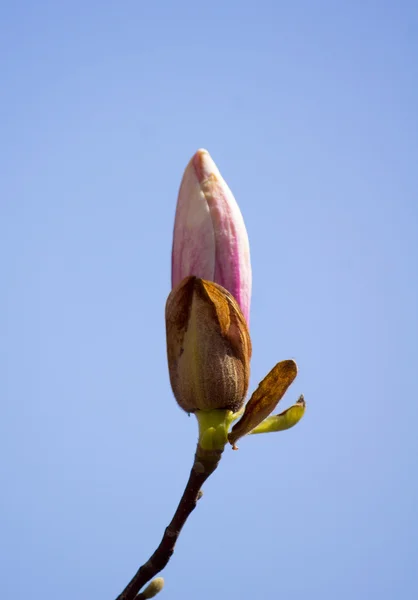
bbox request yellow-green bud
[140,577,164,599]
[165,276,252,413]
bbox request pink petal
[172,149,251,323]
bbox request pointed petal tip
[192,148,218,183]
[195,147,209,155]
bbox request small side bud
[138,577,164,599]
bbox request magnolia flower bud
[165,276,252,413]
[172,149,251,323]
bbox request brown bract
[228,359,298,447]
[165,276,252,413]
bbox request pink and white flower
[171,149,251,323]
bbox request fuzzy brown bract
[165,276,252,413]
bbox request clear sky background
[1,1,417,599]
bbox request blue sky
[1,1,417,599]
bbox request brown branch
[115,444,224,600]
